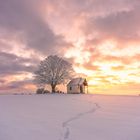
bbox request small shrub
[36,88,50,94]
[36,88,45,94]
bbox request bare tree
[34,55,74,93]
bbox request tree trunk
[51,84,56,93]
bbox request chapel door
[80,86,83,93]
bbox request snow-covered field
[0,94,140,140]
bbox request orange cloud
[111,66,125,71]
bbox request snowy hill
[0,94,140,140]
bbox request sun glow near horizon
[64,37,140,95]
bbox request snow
[0,94,140,140]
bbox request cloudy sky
[0,0,140,95]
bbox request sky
[0,0,140,95]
